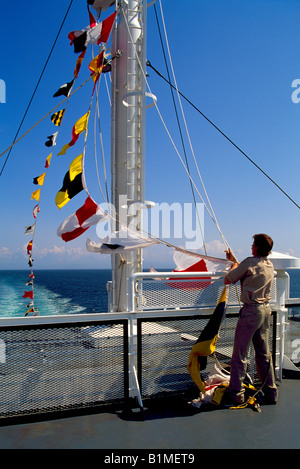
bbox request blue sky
[0,0,299,270]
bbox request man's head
[252,233,273,257]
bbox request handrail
[128,270,300,313]
[130,271,224,312]
[285,298,300,306]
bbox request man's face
[252,242,258,256]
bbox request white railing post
[275,270,289,381]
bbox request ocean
[0,269,112,318]
[0,268,299,319]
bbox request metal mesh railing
[0,320,128,419]
[135,275,277,311]
[0,309,278,419]
[137,313,276,399]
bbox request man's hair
[253,233,273,256]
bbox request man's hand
[225,249,238,263]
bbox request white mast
[111,0,146,311]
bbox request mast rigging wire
[93,74,110,204]
[0,0,74,177]
[120,2,232,252]
[146,60,300,211]
[0,75,95,160]
[90,45,110,205]
[0,3,231,268]
[153,3,207,255]
[157,0,229,251]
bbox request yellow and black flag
[51,109,65,126]
[33,172,46,186]
[55,154,84,209]
[187,287,227,393]
[25,307,34,317]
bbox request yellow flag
[31,189,40,202]
[58,144,70,156]
[58,112,90,156]
[45,153,52,168]
[69,153,83,181]
[89,52,104,83]
[73,112,90,136]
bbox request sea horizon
[0,268,299,319]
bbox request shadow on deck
[0,378,298,450]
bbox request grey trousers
[228,302,277,402]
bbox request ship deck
[0,378,298,450]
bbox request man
[223,234,278,405]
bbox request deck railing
[0,270,298,421]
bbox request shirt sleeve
[226,258,249,284]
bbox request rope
[153,3,207,254]
[117,256,126,312]
[76,2,232,269]
[5,3,232,272]
[229,356,272,411]
[0,74,96,161]
[0,3,231,262]
[156,0,228,251]
[0,0,74,177]
[92,56,110,204]
[120,3,232,253]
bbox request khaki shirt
[226,256,274,304]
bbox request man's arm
[224,249,239,285]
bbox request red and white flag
[167,249,231,290]
[68,11,116,53]
[57,196,109,242]
[33,204,40,219]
